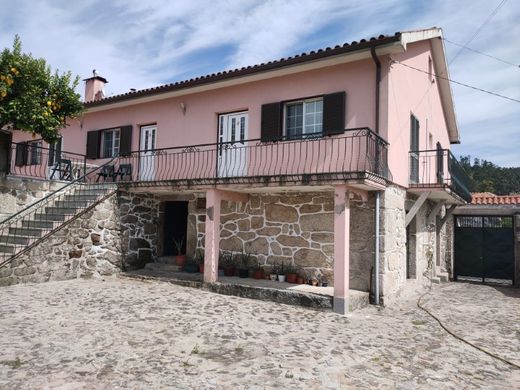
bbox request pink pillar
[204,189,221,283]
[333,185,350,314]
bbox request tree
[459,155,520,195]
[0,36,84,142]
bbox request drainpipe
[375,192,380,305]
[371,46,382,305]
[370,46,381,134]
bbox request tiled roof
[471,193,520,205]
[84,32,402,108]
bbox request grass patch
[1,357,22,369]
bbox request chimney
[83,70,108,102]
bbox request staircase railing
[0,157,118,268]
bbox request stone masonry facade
[190,191,376,291]
[0,195,122,287]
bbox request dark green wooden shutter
[86,130,100,159]
[15,142,28,166]
[119,125,133,156]
[410,115,419,151]
[323,91,346,136]
[261,102,282,142]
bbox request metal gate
[454,215,515,284]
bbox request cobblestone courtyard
[0,278,519,389]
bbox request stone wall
[0,195,122,287]
[0,176,63,220]
[190,191,375,291]
[118,191,160,270]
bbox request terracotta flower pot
[199,264,204,273]
[286,273,297,283]
[253,269,265,280]
[175,255,186,267]
[296,277,305,284]
[223,267,235,277]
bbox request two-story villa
[0,27,471,313]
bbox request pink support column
[204,189,221,283]
[333,185,350,314]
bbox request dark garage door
[454,215,515,284]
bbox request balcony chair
[96,164,115,182]
[114,164,132,181]
[50,158,73,181]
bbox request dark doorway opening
[0,131,12,174]
[163,201,189,256]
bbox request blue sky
[1,0,519,166]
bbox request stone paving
[0,278,518,389]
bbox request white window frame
[283,97,323,138]
[28,141,42,165]
[102,128,120,158]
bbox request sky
[1,0,519,166]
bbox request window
[102,128,120,158]
[284,98,323,138]
[48,137,62,166]
[28,141,42,165]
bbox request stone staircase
[0,185,115,265]
[144,256,182,272]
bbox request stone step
[45,207,78,215]
[8,227,43,237]
[157,256,179,265]
[431,276,441,284]
[54,200,88,208]
[64,194,100,201]
[437,272,450,283]
[144,262,183,272]
[33,213,66,221]
[22,220,55,229]
[0,244,15,254]
[0,235,30,245]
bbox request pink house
[0,27,472,312]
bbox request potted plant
[296,271,305,285]
[269,261,278,281]
[173,236,186,267]
[195,249,204,273]
[221,252,236,277]
[252,259,265,280]
[277,262,286,282]
[285,264,298,283]
[183,257,199,273]
[237,251,252,278]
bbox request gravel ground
[0,277,518,389]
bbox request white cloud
[1,0,519,165]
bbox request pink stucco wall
[10,41,453,188]
[383,40,451,187]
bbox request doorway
[217,111,248,177]
[0,131,12,174]
[163,201,189,256]
[139,125,157,181]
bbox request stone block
[14,266,36,276]
[310,232,334,243]
[265,204,298,223]
[236,231,256,241]
[300,204,321,213]
[257,226,281,236]
[247,237,269,255]
[91,233,102,245]
[237,219,250,231]
[128,238,150,251]
[294,248,330,268]
[220,236,242,252]
[300,213,333,232]
[277,235,309,248]
[69,249,83,259]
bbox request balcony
[409,149,472,203]
[117,128,390,190]
[4,128,390,191]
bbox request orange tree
[0,36,84,142]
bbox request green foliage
[0,35,84,142]
[459,155,520,195]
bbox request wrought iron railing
[7,141,88,181]
[409,149,472,202]
[113,128,390,187]
[0,158,118,267]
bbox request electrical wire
[443,38,519,68]
[449,0,508,65]
[393,61,520,103]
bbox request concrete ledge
[121,270,369,311]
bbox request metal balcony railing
[115,127,390,187]
[6,141,88,181]
[409,149,472,202]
